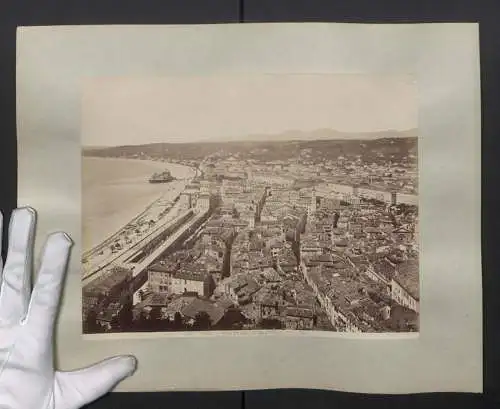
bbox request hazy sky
[81,75,417,146]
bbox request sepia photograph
[17,22,481,393]
[81,75,420,335]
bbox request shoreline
[82,192,167,259]
[82,155,196,178]
[82,156,196,254]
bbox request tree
[118,298,134,331]
[83,310,102,334]
[172,312,185,331]
[146,306,163,331]
[110,314,120,331]
[149,306,162,321]
[192,311,212,330]
[216,307,247,330]
[135,310,150,332]
[258,318,283,329]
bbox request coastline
[82,156,195,253]
[82,192,163,260]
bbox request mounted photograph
[81,75,420,335]
[17,22,482,394]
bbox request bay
[82,156,194,252]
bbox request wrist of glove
[0,207,137,409]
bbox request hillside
[82,129,418,165]
[224,128,417,143]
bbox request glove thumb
[53,355,137,409]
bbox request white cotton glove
[0,207,137,409]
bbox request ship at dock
[148,170,175,184]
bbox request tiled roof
[394,259,420,299]
[164,296,198,314]
[175,269,208,282]
[372,258,396,280]
[181,298,225,325]
[142,293,170,307]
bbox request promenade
[82,207,194,285]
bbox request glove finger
[54,355,137,409]
[25,231,72,334]
[0,207,36,325]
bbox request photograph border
[16,23,481,394]
[80,73,420,337]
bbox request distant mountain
[221,128,418,143]
[82,128,417,166]
[82,128,417,152]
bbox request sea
[82,157,194,252]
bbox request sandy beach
[82,157,194,252]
